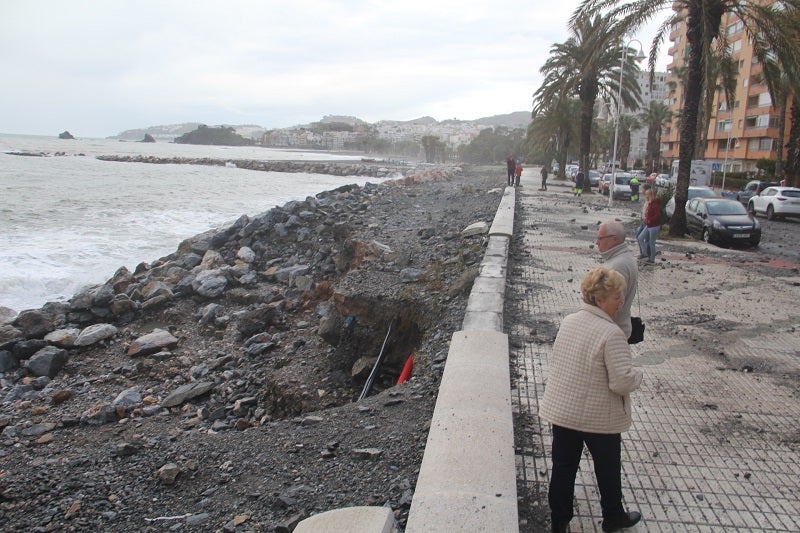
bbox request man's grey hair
[602,220,626,241]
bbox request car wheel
[747,202,756,216]
[703,228,712,244]
[767,205,776,220]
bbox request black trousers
[548,424,626,524]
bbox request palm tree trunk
[579,94,594,188]
[785,96,800,187]
[775,91,789,180]
[671,12,707,237]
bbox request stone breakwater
[96,155,421,178]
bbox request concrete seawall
[296,186,519,532]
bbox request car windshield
[615,176,632,185]
[706,200,748,216]
[688,188,716,199]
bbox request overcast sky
[1,1,671,138]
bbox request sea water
[0,134,382,315]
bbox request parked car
[685,197,760,247]
[736,180,778,205]
[665,186,718,220]
[747,186,800,220]
[565,164,579,179]
[599,174,612,195]
[587,169,601,186]
[655,174,671,188]
[611,172,635,200]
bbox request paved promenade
[509,179,800,532]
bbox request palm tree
[533,12,643,186]
[761,56,800,181]
[639,101,672,172]
[786,96,800,187]
[527,99,581,178]
[578,0,800,236]
[696,47,738,160]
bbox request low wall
[295,186,518,532]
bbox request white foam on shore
[0,136,387,315]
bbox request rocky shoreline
[0,165,503,531]
[96,155,421,179]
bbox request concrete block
[469,276,505,294]
[294,506,398,533]
[489,190,515,237]
[461,311,502,332]
[406,330,517,532]
[484,235,509,257]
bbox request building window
[759,138,774,151]
[717,119,732,132]
[730,40,742,53]
[726,20,744,35]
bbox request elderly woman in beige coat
[540,267,643,533]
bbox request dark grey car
[736,180,777,205]
[686,197,761,247]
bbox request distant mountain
[111,113,530,143]
[473,111,531,129]
[110,123,266,142]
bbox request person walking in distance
[637,186,662,265]
[635,184,651,258]
[629,175,640,202]
[574,167,585,197]
[595,221,638,339]
[514,162,523,186]
[540,166,549,191]
[540,267,643,533]
[506,154,515,186]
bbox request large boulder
[27,346,68,378]
[74,324,118,346]
[127,328,179,357]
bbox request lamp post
[609,39,646,208]
[721,134,736,193]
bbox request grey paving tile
[511,189,800,532]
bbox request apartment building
[661,5,790,175]
[630,70,670,164]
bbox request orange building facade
[661,2,792,176]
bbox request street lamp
[721,134,737,193]
[609,39,646,208]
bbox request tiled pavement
[509,182,800,532]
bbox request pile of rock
[95,155,437,178]
[0,166,474,427]
[0,165,501,532]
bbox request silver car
[665,186,718,220]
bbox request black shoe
[602,511,641,532]
[551,521,569,532]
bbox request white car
[655,174,671,188]
[565,164,579,179]
[665,186,718,220]
[611,172,635,200]
[747,186,800,220]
